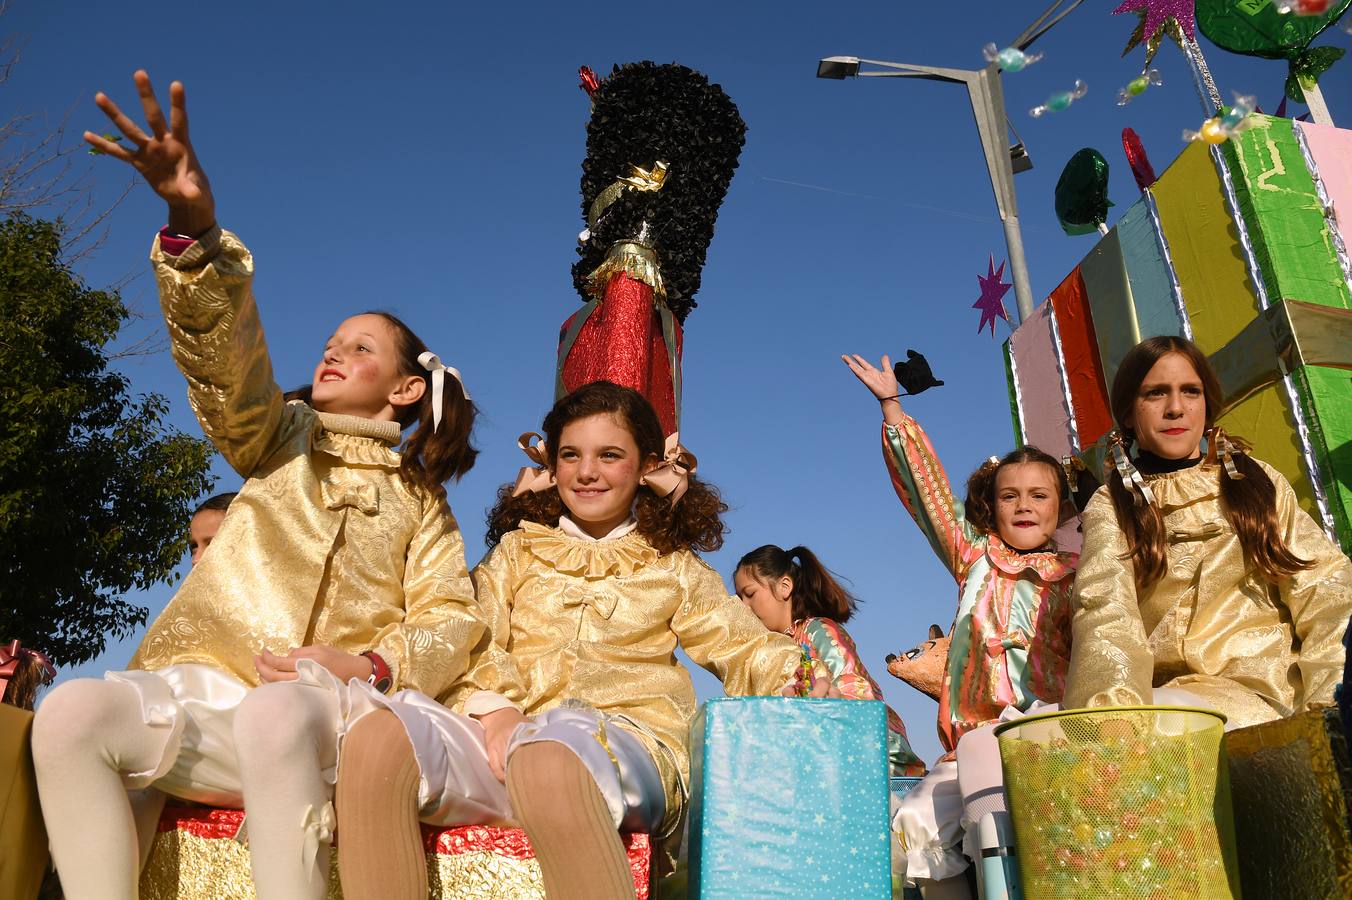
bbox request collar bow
[321,477,380,515]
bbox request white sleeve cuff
[462,691,522,718]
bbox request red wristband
[361,651,392,694]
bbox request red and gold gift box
[140,806,651,899]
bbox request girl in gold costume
[33,72,483,900]
[1064,336,1352,727]
[332,381,807,900]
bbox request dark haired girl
[33,73,482,900]
[333,381,806,900]
[1064,335,1352,727]
[844,352,1080,892]
[734,544,925,777]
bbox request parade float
[5,1,1352,897]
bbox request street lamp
[817,1,1084,324]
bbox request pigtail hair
[963,457,1003,535]
[399,376,477,499]
[635,475,728,555]
[1105,430,1168,593]
[1218,436,1311,583]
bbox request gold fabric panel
[1227,707,1352,899]
[130,230,481,701]
[1064,463,1352,726]
[459,521,802,842]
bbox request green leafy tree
[0,214,214,665]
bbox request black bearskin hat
[573,62,746,323]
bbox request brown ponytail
[484,381,727,553]
[1107,336,1310,593]
[735,544,859,623]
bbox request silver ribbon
[1110,432,1155,507]
[417,351,470,433]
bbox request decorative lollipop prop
[982,42,1043,72]
[1055,148,1113,236]
[1121,127,1158,193]
[1196,0,1348,120]
[1117,68,1162,105]
[1183,94,1258,143]
[973,255,1014,336]
[1031,80,1087,117]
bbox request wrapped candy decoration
[983,42,1043,72]
[1277,0,1332,14]
[1031,80,1088,117]
[1183,94,1257,143]
[1117,68,1163,105]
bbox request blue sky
[10,1,1347,763]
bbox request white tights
[33,677,340,900]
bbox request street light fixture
[817,1,1084,324]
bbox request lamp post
[818,1,1084,324]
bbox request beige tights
[507,741,636,900]
[335,710,427,900]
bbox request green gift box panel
[1005,115,1352,554]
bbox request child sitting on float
[1063,335,1352,725]
[844,352,1079,898]
[331,381,813,900]
[733,543,926,777]
[33,72,483,900]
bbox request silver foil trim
[1006,344,1029,447]
[1043,300,1083,454]
[1209,141,1339,542]
[1293,121,1352,300]
[1144,188,1194,341]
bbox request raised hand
[841,353,898,401]
[85,70,215,236]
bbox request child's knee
[233,683,326,756]
[507,742,594,813]
[32,679,123,762]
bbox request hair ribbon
[640,433,698,505]
[417,351,470,433]
[511,432,556,497]
[1109,430,1156,507]
[0,640,56,698]
[1206,426,1245,481]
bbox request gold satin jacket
[1064,461,1352,728]
[128,228,482,699]
[461,521,802,836]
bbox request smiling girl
[32,72,482,900]
[844,353,1080,893]
[331,381,806,900]
[1064,336,1352,727]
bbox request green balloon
[1055,148,1113,237]
[1196,0,1349,101]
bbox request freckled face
[1127,352,1207,460]
[554,413,654,538]
[309,314,408,420]
[734,568,793,633]
[993,462,1061,551]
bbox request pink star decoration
[1114,0,1196,63]
[973,255,1012,336]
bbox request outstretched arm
[843,353,978,579]
[89,73,286,476]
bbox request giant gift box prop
[1004,115,1352,554]
[687,697,892,898]
[1226,706,1352,899]
[140,806,651,899]
[0,704,48,900]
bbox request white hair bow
[417,351,470,432]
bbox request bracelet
[878,395,901,402]
[360,650,393,694]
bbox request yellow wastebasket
[995,706,1240,899]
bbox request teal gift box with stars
[686,697,892,898]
